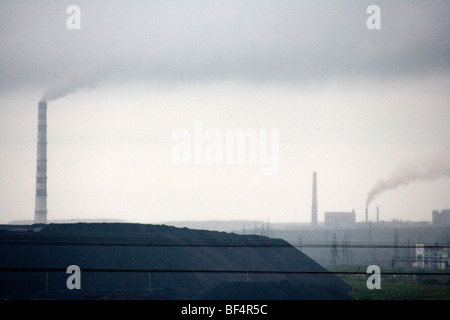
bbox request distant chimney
[34,101,48,224]
[377,206,379,224]
[311,172,318,227]
[365,207,368,223]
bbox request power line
[1,238,448,249]
[0,267,448,276]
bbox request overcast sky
[0,0,449,225]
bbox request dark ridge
[0,223,353,300]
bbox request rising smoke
[366,151,450,209]
[40,67,110,102]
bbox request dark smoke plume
[366,151,450,209]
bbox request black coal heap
[0,223,352,300]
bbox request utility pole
[331,233,338,266]
[342,234,349,265]
[297,236,303,252]
[393,228,399,268]
[322,229,328,266]
[347,228,352,265]
[406,238,411,267]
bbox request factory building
[324,210,356,230]
[432,209,450,227]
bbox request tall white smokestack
[311,171,317,227]
[34,101,48,224]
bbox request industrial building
[432,209,450,227]
[324,211,356,229]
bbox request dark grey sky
[0,1,449,224]
[1,1,449,91]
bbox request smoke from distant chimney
[366,151,450,209]
[41,67,108,102]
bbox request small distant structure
[432,209,450,227]
[413,244,425,268]
[324,210,356,230]
[413,243,449,269]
